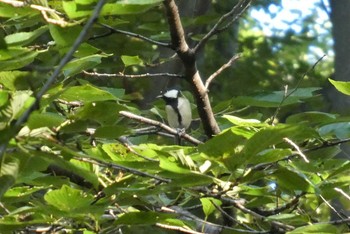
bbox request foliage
[0,0,349,233]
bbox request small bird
[158,89,192,131]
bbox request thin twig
[117,136,159,162]
[96,23,171,47]
[83,71,184,78]
[0,0,107,159]
[194,0,251,53]
[283,137,309,163]
[76,156,170,183]
[155,223,204,234]
[250,137,350,171]
[269,54,326,124]
[0,0,69,27]
[319,194,345,220]
[334,187,350,201]
[119,111,203,145]
[219,197,295,232]
[205,54,241,90]
[210,201,260,232]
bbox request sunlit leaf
[44,185,93,212]
[59,84,117,102]
[329,78,350,96]
[121,55,144,67]
[200,197,222,218]
[4,26,48,46]
[27,112,65,129]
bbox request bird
[158,89,192,131]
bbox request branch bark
[163,0,221,138]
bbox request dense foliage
[0,0,349,233]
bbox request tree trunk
[329,0,350,113]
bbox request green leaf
[199,128,246,158]
[267,213,309,225]
[0,71,32,91]
[121,55,144,67]
[94,126,128,138]
[232,88,320,107]
[250,148,293,164]
[114,211,176,225]
[222,115,262,126]
[286,111,337,125]
[273,167,314,192]
[44,185,93,212]
[60,84,117,102]
[244,124,317,157]
[287,223,340,234]
[62,54,105,77]
[0,2,38,18]
[4,26,48,46]
[0,48,40,71]
[318,122,350,138]
[49,24,81,47]
[63,1,163,19]
[200,197,222,218]
[0,90,8,107]
[159,155,192,174]
[10,90,35,120]
[0,158,19,199]
[75,101,125,125]
[328,78,350,96]
[27,112,65,129]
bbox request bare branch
[155,223,204,234]
[194,0,251,53]
[96,23,171,47]
[83,70,184,79]
[205,54,241,90]
[76,156,170,183]
[119,111,203,145]
[270,54,327,124]
[335,187,350,201]
[283,137,309,163]
[0,0,107,159]
[219,197,295,232]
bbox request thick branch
[163,0,220,137]
[119,111,203,145]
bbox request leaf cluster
[0,0,349,234]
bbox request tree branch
[76,156,170,183]
[163,0,220,137]
[205,54,241,90]
[269,54,327,124]
[96,23,171,47]
[193,0,251,53]
[0,0,107,159]
[119,111,203,145]
[83,70,184,79]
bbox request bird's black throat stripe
[166,98,183,127]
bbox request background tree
[0,0,349,233]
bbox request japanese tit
[158,89,192,130]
